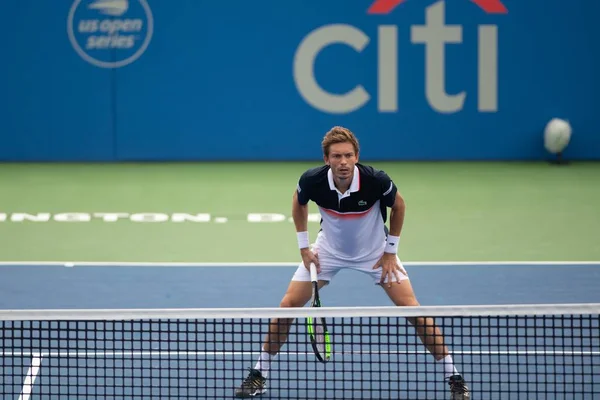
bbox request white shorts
[291,245,410,285]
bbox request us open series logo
[67,0,154,68]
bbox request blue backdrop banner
[1,0,598,161]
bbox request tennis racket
[306,262,332,363]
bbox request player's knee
[394,296,420,307]
[279,295,304,308]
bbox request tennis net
[1,303,599,399]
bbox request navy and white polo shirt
[296,163,398,261]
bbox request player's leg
[363,255,449,360]
[262,278,327,356]
[234,263,331,398]
[353,255,446,359]
[380,279,450,361]
[261,239,334,357]
[370,257,470,399]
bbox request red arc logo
[368,0,508,14]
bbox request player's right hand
[300,248,320,273]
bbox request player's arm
[387,191,406,237]
[292,190,309,235]
[292,187,320,270]
[376,170,404,242]
[375,172,407,284]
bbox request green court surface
[0,162,599,263]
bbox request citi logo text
[293,0,507,114]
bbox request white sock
[254,350,274,378]
[437,355,459,379]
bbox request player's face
[325,142,358,181]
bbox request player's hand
[373,253,407,288]
[300,248,320,272]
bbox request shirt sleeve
[376,170,397,207]
[296,172,312,205]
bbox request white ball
[544,118,572,154]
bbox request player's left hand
[373,253,407,288]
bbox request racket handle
[310,263,318,283]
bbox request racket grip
[309,263,318,283]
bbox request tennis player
[234,126,470,399]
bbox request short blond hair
[321,126,360,157]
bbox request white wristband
[384,234,400,254]
[297,231,310,249]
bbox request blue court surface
[1,262,599,309]
[1,262,599,399]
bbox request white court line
[3,350,599,358]
[18,354,42,400]
[0,261,599,267]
